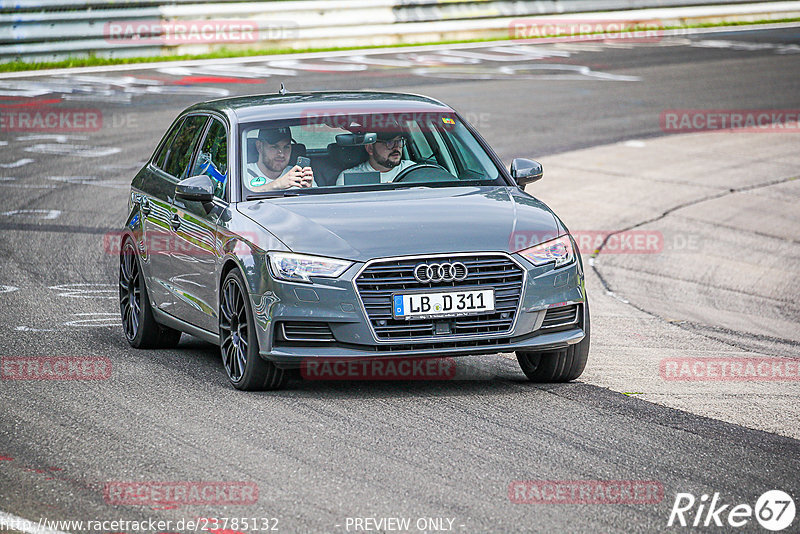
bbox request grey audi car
[119,91,589,390]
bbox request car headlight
[268,252,352,283]
[518,235,574,268]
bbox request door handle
[170,213,181,231]
[140,198,151,216]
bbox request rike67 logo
[668,490,795,531]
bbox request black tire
[119,239,182,349]
[516,301,590,382]
[219,269,286,391]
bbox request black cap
[258,127,291,144]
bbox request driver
[247,127,315,191]
[335,130,414,185]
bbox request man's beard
[374,151,401,169]
[264,157,287,173]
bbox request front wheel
[516,301,590,382]
[219,269,286,391]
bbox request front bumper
[266,327,584,368]
[249,251,586,367]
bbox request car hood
[238,186,562,262]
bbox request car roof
[186,91,454,122]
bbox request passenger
[335,131,415,185]
[247,127,315,191]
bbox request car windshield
[239,111,504,198]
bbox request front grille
[357,337,512,352]
[279,322,335,342]
[355,254,525,341]
[541,304,580,329]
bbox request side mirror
[176,174,215,203]
[510,158,543,187]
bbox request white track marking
[413,63,641,81]
[16,134,87,143]
[14,326,59,332]
[334,55,420,67]
[1,209,61,220]
[157,64,296,77]
[268,59,368,71]
[16,313,121,331]
[48,283,116,299]
[690,38,800,54]
[23,144,121,158]
[66,74,162,86]
[0,159,34,168]
[0,76,230,102]
[499,63,641,81]
[437,46,571,61]
[47,176,129,189]
[0,183,59,189]
[63,313,121,328]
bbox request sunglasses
[377,137,406,149]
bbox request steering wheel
[391,163,455,183]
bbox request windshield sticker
[250,176,267,187]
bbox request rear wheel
[119,239,181,349]
[516,301,590,382]
[219,269,286,391]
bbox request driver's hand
[273,166,308,189]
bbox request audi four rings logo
[414,262,469,283]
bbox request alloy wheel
[119,242,141,341]
[220,276,248,382]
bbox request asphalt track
[1,25,799,533]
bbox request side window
[406,120,433,161]
[191,118,228,199]
[424,120,456,174]
[163,115,208,179]
[447,131,483,174]
[443,122,499,180]
[153,118,183,170]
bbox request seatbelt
[196,152,227,183]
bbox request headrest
[327,143,367,168]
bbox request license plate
[393,289,495,319]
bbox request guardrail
[2,0,799,63]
